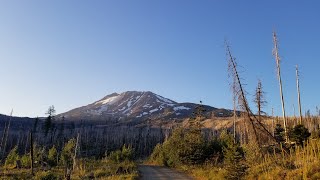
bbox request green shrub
[33,144,47,164]
[222,132,247,180]
[289,124,311,145]
[179,128,207,165]
[5,146,19,169]
[274,124,285,143]
[121,145,134,161]
[243,142,262,166]
[107,145,134,163]
[149,143,166,165]
[60,138,76,168]
[48,145,58,166]
[20,154,31,168]
[105,146,137,176]
[150,127,219,167]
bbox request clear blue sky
[1,1,319,117]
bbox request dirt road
[138,165,194,180]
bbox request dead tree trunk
[226,41,278,146]
[296,65,303,125]
[73,133,80,171]
[232,76,237,143]
[254,79,266,122]
[273,32,288,142]
[226,42,260,146]
[30,131,34,176]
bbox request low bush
[107,145,134,163]
[20,154,31,168]
[149,127,221,168]
[5,146,19,169]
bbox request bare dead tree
[226,42,260,146]
[296,65,303,125]
[226,41,279,147]
[317,106,320,130]
[232,75,237,143]
[30,131,34,176]
[293,104,298,125]
[254,79,267,122]
[73,133,80,171]
[272,32,288,142]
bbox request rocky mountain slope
[59,91,233,122]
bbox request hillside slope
[59,91,233,122]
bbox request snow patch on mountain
[143,104,151,108]
[95,95,120,105]
[96,105,109,115]
[130,94,143,107]
[136,112,148,118]
[173,106,191,111]
[123,94,143,115]
[149,108,159,113]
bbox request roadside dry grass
[0,159,139,180]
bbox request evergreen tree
[44,105,56,136]
[5,146,19,169]
[60,138,76,168]
[149,126,210,167]
[274,124,285,143]
[33,117,39,133]
[59,138,76,179]
[222,132,247,180]
[48,145,58,166]
[288,124,311,145]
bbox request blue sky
[0,1,319,117]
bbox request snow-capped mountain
[59,91,232,122]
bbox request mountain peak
[95,91,176,105]
[59,91,230,122]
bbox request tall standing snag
[30,131,34,176]
[232,78,237,143]
[73,133,80,171]
[296,65,303,125]
[272,32,288,142]
[254,79,266,123]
